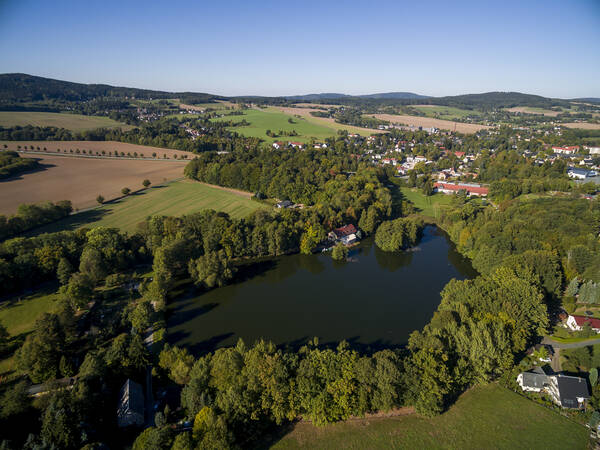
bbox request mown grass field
[213,108,371,142]
[400,187,454,218]
[271,384,588,449]
[211,108,339,143]
[0,289,59,378]
[33,179,265,234]
[0,111,132,131]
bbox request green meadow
[212,108,341,143]
[0,289,59,379]
[271,383,588,450]
[400,187,455,218]
[411,105,476,120]
[0,111,132,131]
[32,179,265,234]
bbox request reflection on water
[167,226,476,355]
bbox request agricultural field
[32,179,264,234]
[562,122,600,130]
[179,100,237,111]
[0,111,133,131]
[0,153,187,214]
[0,140,194,159]
[271,384,588,450]
[370,113,492,134]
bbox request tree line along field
[0,153,187,214]
[0,111,133,131]
[271,383,587,449]
[0,140,194,159]
[30,179,264,234]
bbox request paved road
[542,336,600,349]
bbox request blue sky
[0,0,598,97]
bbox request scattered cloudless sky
[0,0,598,97]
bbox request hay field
[0,140,192,159]
[0,153,187,214]
[505,106,562,117]
[562,122,600,130]
[33,179,264,234]
[0,111,132,131]
[410,105,475,120]
[370,113,491,134]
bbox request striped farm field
[0,111,133,131]
[370,113,492,134]
[0,153,187,214]
[32,179,265,234]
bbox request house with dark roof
[516,367,550,392]
[117,379,145,427]
[548,375,590,409]
[517,369,590,410]
[275,200,293,209]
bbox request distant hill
[358,92,429,100]
[572,97,600,104]
[0,73,221,105]
[0,73,592,111]
[283,92,428,101]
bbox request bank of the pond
[167,226,476,355]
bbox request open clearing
[31,179,264,234]
[562,122,600,130]
[0,111,132,131]
[0,140,193,159]
[270,384,587,449]
[370,113,491,134]
[211,108,367,143]
[0,289,59,379]
[270,106,385,137]
[410,105,476,120]
[400,187,455,218]
[0,153,187,214]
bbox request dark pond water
[167,226,476,354]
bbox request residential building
[566,315,600,333]
[117,379,145,428]
[275,200,293,209]
[547,375,590,409]
[552,146,579,155]
[516,367,549,393]
[433,182,488,197]
[567,167,596,180]
[328,224,358,245]
[517,370,590,409]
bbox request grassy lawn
[32,179,265,234]
[400,187,454,219]
[0,111,133,131]
[0,289,59,378]
[271,384,588,450]
[212,108,340,143]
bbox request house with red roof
[454,151,465,158]
[328,224,359,245]
[289,142,304,149]
[433,182,488,197]
[566,315,600,333]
